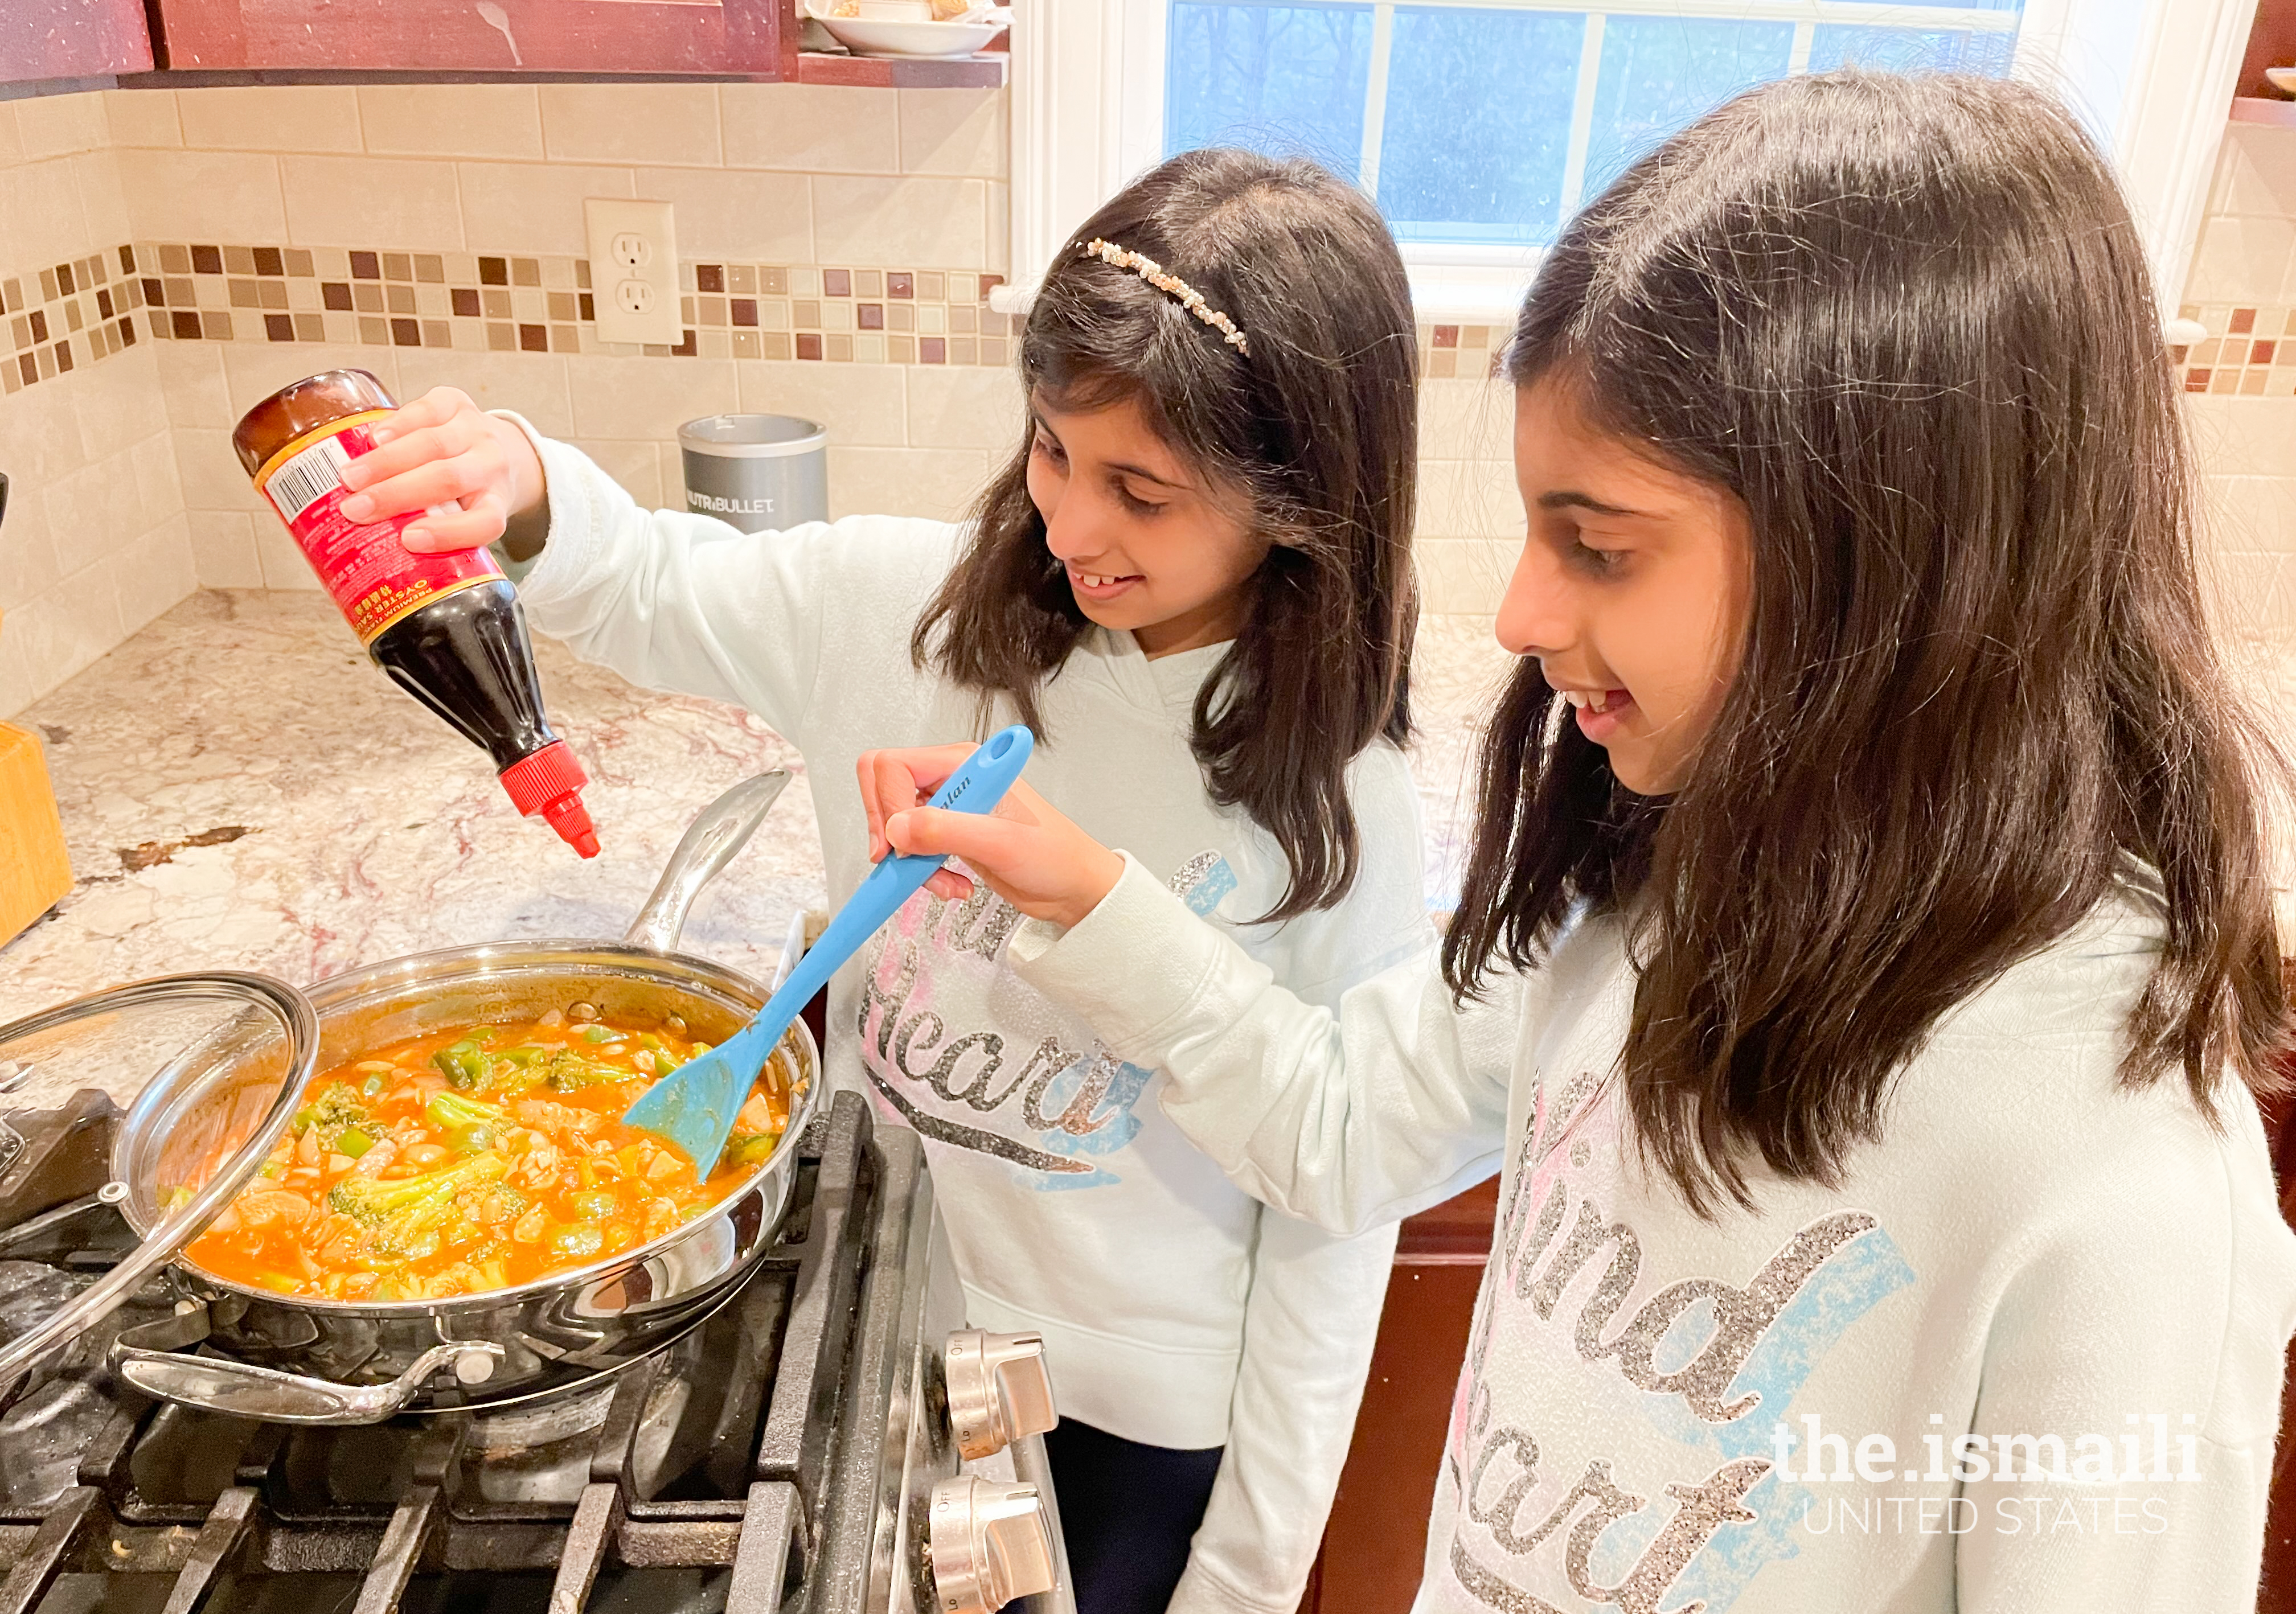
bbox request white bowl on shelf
[803,1,1008,58]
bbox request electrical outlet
[585,198,681,347]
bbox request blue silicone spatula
[625,724,1036,1178]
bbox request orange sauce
[178,1012,788,1301]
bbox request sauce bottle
[232,369,600,857]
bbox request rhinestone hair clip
[1081,238,1250,356]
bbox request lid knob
[928,1475,1056,1614]
[944,1329,1056,1461]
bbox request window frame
[998,0,2254,328]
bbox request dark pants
[1042,1417,1225,1614]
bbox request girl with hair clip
[331,150,1429,1613]
[860,72,2296,1611]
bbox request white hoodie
[1008,852,2296,1612]
[507,428,1434,1613]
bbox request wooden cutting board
[0,720,72,945]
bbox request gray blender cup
[679,414,829,533]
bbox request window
[1160,1,2023,254]
[1001,0,2255,325]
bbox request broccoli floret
[329,1155,507,1258]
[543,1049,628,1093]
[425,1091,506,1132]
[293,1082,373,1151]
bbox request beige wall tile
[46,444,157,573]
[69,345,169,463]
[174,426,273,518]
[188,510,264,589]
[2209,123,2296,219]
[0,158,92,272]
[459,161,634,256]
[0,478,61,608]
[1418,375,1512,463]
[811,175,985,268]
[1416,457,1523,542]
[1415,537,1515,615]
[12,569,127,699]
[178,85,364,153]
[0,103,21,167]
[985,181,1008,276]
[0,369,89,484]
[541,84,721,167]
[826,445,988,521]
[284,155,464,249]
[904,364,1022,451]
[132,429,186,520]
[154,341,235,429]
[568,356,739,440]
[104,89,181,149]
[73,149,132,246]
[2186,213,2296,306]
[14,91,108,160]
[120,149,286,244]
[721,83,899,175]
[2187,395,2296,480]
[398,349,576,437]
[114,513,199,635]
[736,360,908,447]
[572,439,666,511]
[2199,475,2296,555]
[359,85,543,160]
[899,89,1005,178]
[631,167,812,264]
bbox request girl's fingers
[401,490,509,553]
[366,387,473,449]
[856,744,985,862]
[342,451,497,526]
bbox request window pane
[1580,17,1797,203]
[1807,25,2018,77]
[1165,2,1374,182]
[1377,8,1585,247]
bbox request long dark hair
[912,149,1418,922]
[1443,70,2289,1211]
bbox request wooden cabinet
[0,0,150,86]
[1299,1176,1499,1613]
[147,0,791,75]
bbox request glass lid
[0,973,319,1386]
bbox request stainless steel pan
[7,772,822,1424]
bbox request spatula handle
[771,725,1035,1018]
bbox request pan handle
[624,770,792,954]
[111,1306,505,1425]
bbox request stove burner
[0,1090,924,1614]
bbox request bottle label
[252,410,501,644]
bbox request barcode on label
[265,436,354,524]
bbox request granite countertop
[0,590,1511,1108]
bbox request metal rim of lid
[0,972,321,1386]
[676,413,829,459]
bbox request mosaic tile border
[3,237,1508,392]
[2,245,145,396]
[118,243,1017,367]
[2176,302,2296,397]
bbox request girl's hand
[858,745,1125,930]
[334,387,545,554]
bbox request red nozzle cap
[499,741,601,859]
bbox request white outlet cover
[585,198,681,347]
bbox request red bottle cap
[499,741,601,859]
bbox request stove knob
[928,1475,1056,1614]
[944,1329,1056,1461]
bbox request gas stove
[0,1089,1065,1614]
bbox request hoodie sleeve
[494,415,952,742]
[1010,853,1516,1236]
[1170,749,1427,1614]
